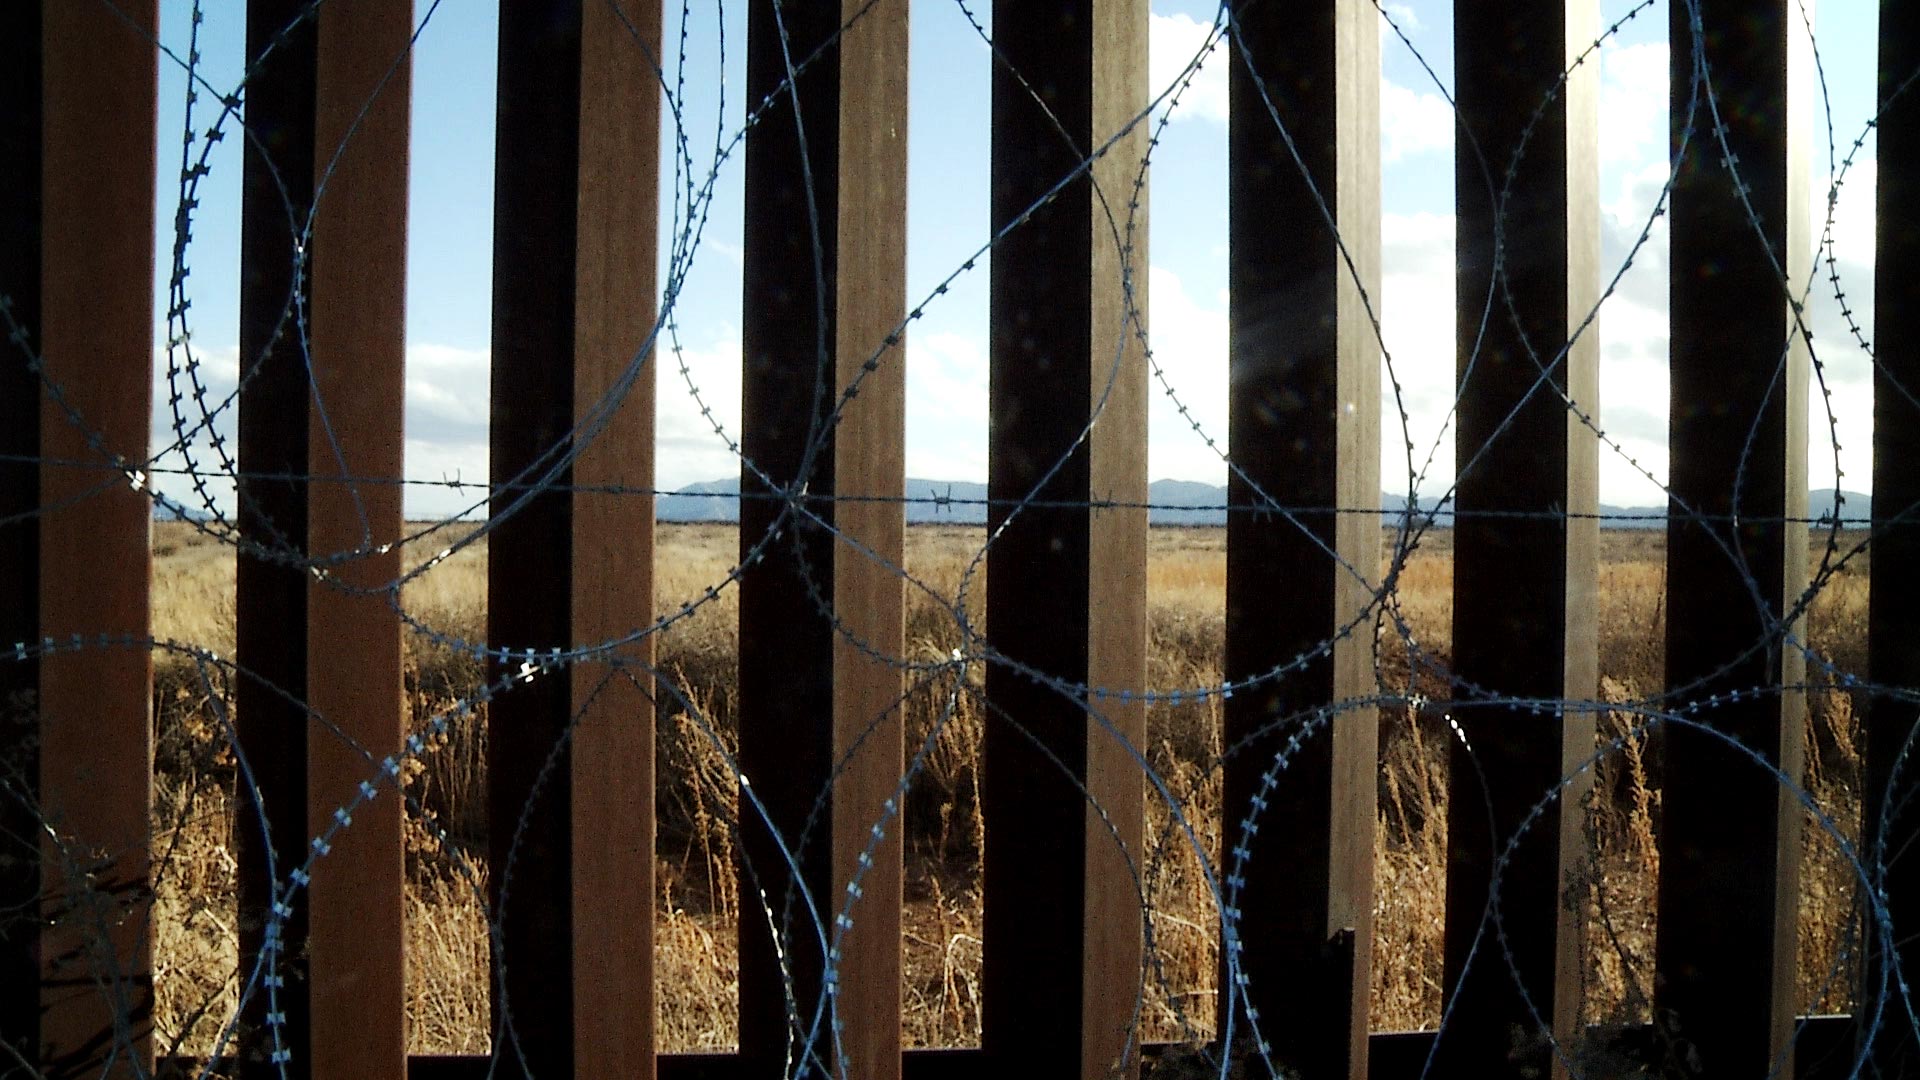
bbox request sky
[144,0,1884,519]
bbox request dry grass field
[143,519,1872,1060]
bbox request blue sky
[147,1,1882,518]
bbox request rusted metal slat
[0,2,43,1068]
[36,2,159,1074]
[736,0,907,1074]
[827,0,909,1075]
[235,2,319,1073]
[305,1,411,1076]
[569,0,661,1073]
[1439,3,1600,1076]
[1083,9,1151,1076]
[489,1,585,1072]
[490,1,664,1074]
[1865,2,1920,1072]
[735,2,841,1066]
[982,2,1149,1075]
[1221,3,1380,1077]
[1656,3,1811,1075]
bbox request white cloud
[1371,207,1681,508]
[1604,159,1674,235]
[1802,155,1876,492]
[147,343,241,517]
[1595,344,1670,507]
[1382,209,1455,278]
[656,331,744,491]
[1145,264,1229,482]
[1808,156,1875,285]
[906,330,988,481]
[139,125,1880,519]
[404,343,489,441]
[1382,80,1453,164]
[149,342,240,454]
[395,343,490,516]
[1596,291,1667,359]
[1148,12,1229,125]
[404,437,489,520]
[1149,10,1452,173]
[1379,212,1457,490]
[1583,144,1882,503]
[1376,2,1422,64]
[1591,149,1675,506]
[1600,42,1668,167]
[1805,378,1872,494]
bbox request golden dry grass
[142,520,1871,1057]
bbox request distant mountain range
[152,482,1872,528]
[656,477,1874,529]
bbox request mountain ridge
[149,480,1871,527]
[654,477,1873,529]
